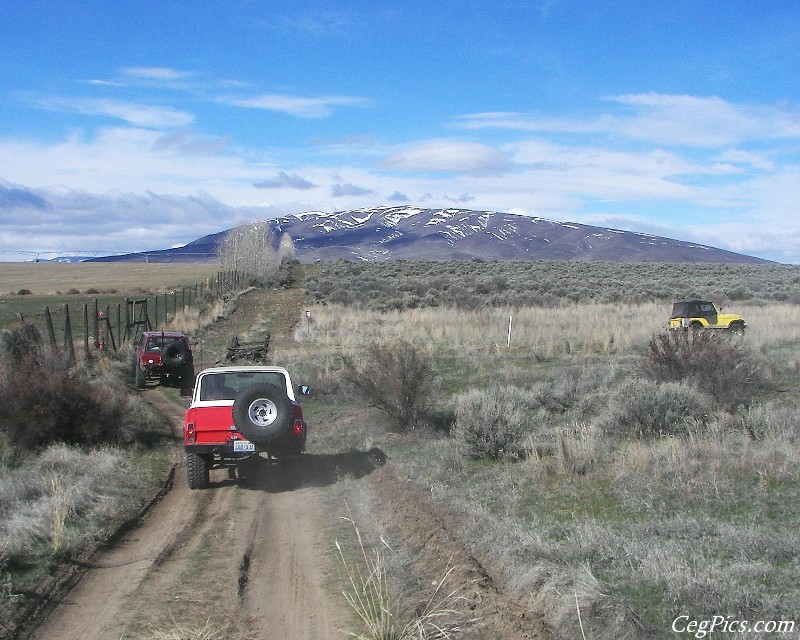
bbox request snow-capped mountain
[267,206,765,263]
[92,206,769,264]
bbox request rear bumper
[185,435,305,460]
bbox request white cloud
[609,93,800,146]
[122,67,196,81]
[384,140,512,175]
[455,94,800,148]
[36,97,195,129]
[226,93,371,118]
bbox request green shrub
[451,385,546,460]
[601,378,711,438]
[343,340,438,432]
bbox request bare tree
[217,221,280,284]
[277,233,296,262]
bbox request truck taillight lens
[186,423,196,443]
[292,405,304,435]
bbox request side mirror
[299,385,311,396]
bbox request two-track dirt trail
[30,390,347,640]
[28,286,549,640]
[29,289,349,640]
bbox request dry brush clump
[450,385,562,460]
[600,378,712,439]
[641,331,773,409]
[0,325,160,461]
[342,340,439,432]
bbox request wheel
[134,361,146,389]
[232,383,292,446]
[729,323,745,336]
[162,341,189,367]
[187,452,210,489]
[179,358,196,395]
[129,351,137,380]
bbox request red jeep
[182,366,309,489]
[131,330,195,391]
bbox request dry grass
[336,514,474,640]
[137,618,225,640]
[277,295,800,640]
[293,301,796,358]
[0,262,218,296]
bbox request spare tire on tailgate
[232,383,292,445]
[162,341,189,367]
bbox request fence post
[93,299,100,349]
[44,306,57,348]
[124,298,131,343]
[83,303,91,361]
[63,304,76,367]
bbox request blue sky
[2,0,800,262]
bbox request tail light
[292,405,304,436]
[186,422,196,443]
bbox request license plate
[233,440,256,452]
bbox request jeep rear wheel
[232,383,292,445]
[187,452,210,489]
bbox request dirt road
[29,390,349,640]
[26,287,548,640]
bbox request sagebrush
[343,340,438,432]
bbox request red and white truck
[182,365,309,489]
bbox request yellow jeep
[668,300,746,335]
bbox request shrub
[0,326,155,454]
[715,404,798,441]
[601,378,711,438]
[343,340,438,432]
[640,332,771,409]
[451,385,546,460]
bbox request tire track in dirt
[28,287,351,640]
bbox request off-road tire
[729,323,745,336]
[162,341,189,367]
[232,383,292,445]
[179,358,196,395]
[135,361,146,389]
[186,452,210,489]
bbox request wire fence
[11,270,248,365]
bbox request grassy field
[0,263,224,355]
[275,264,800,639]
[2,260,799,638]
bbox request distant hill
[89,206,770,264]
